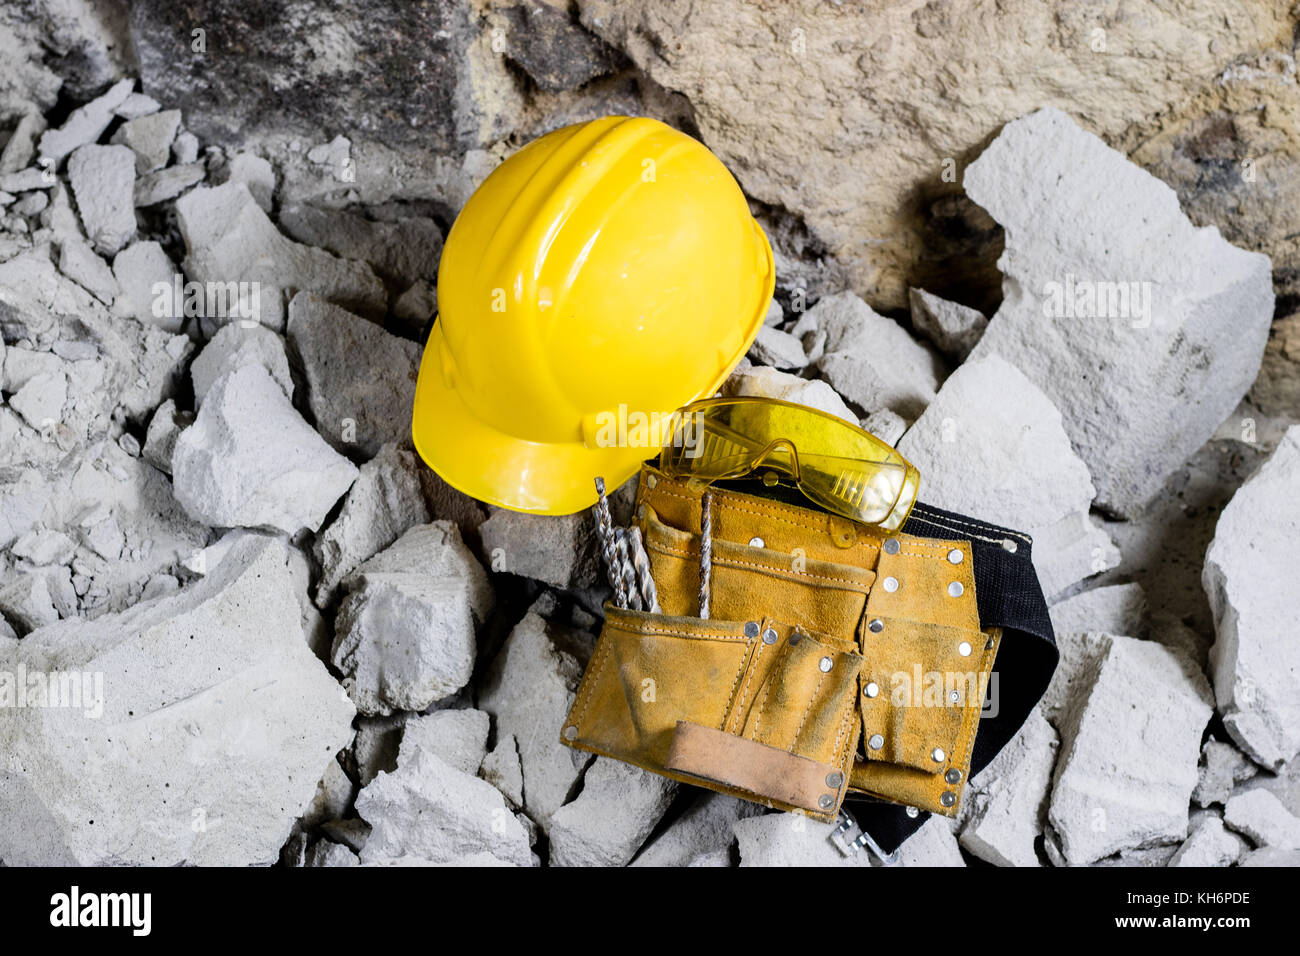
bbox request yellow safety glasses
[658,398,920,531]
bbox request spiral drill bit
[592,477,630,608]
[699,490,713,619]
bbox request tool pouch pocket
[561,606,863,820]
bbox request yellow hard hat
[411,115,774,515]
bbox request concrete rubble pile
[1,1,1297,869]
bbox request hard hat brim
[412,321,660,516]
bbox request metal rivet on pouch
[905,806,920,818]
[930,747,946,763]
[819,656,834,672]
[818,794,835,810]
[949,690,960,704]
[868,618,884,633]
[826,771,844,789]
[882,576,899,593]
[940,791,956,808]
[646,474,657,490]
[744,621,760,638]
[957,641,972,657]
[1001,538,1018,553]
[864,681,879,698]
[868,734,884,750]
[636,504,646,520]
[945,769,962,784]
[947,549,963,564]
[947,581,964,597]
[986,637,995,650]
[749,536,765,548]
[762,627,779,645]
[563,726,578,740]
[883,538,901,555]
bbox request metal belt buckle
[829,808,900,865]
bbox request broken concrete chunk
[0,535,355,865]
[734,813,870,867]
[727,365,857,424]
[1048,583,1148,640]
[479,612,591,832]
[286,291,420,457]
[480,734,525,809]
[171,131,199,166]
[304,840,360,867]
[810,291,942,418]
[171,364,359,534]
[134,162,206,207]
[217,153,275,211]
[747,324,807,369]
[477,508,605,590]
[861,407,906,446]
[1169,814,1245,867]
[632,792,761,867]
[278,204,443,287]
[908,287,987,360]
[110,109,181,174]
[58,238,118,305]
[142,398,190,475]
[331,522,491,716]
[1047,634,1212,864]
[190,322,292,407]
[112,240,179,331]
[36,78,134,162]
[499,1,621,91]
[550,757,677,867]
[175,183,385,332]
[10,370,67,432]
[313,444,433,607]
[898,355,1118,599]
[113,92,160,119]
[12,191,47,216]
[356,747,532,867]
[1223,789,1300,849]
[397,709,490,776]
[964,107,1274,517]
[300,757,358,828]
[0,112,46,175]
[960,708,1059,867]
[1203,425,1300,770]
[351,713,407,788]
[1193,739,1257,808]
[11,528,76,565]
[67,144,136,256]
[896,817,966,867]
[0,167,54,193]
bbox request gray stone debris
[734,813,871,867]
[1203,425,1300,769]
[37,78,134,162]
[171,132,199,166]
[479,612,592,832]
[175,183,386,332]
[113,92,160,119]
[0,166,54,193]
[480,734,525,809]
[1048,583,1148,639]
[1,112,46,174]
[12,191,46,216]
[964,107,1274,517]
[632,792,762,867]
[305,840,360,867]
[356,746,533,867]
[1239,846,1300,867]
[808,291,942,419]
[112,240,180,331]
[1193,739,1258,808]
[391,279,436,332]
[895,817,966,867]
[110,109,181,174]
[58,237,118,305]
[300,758,357,827]
[1048,634,1212,864]
[171,365,359,534]
[477,508,601,590]
[1223,789,1300,849]
[861,407,906,446]
[67,144,136,256]
[0,535,355,865]
[278,203,443,288]
[397,709,490,776]
[10,370,67,431]
[898,355,1118,599]
[330,522,491,715]
[142,399,191,475]
[908,287,988,360]
[286,291,420,456]
[217,153,275,211]
[134,162,206,207]
[747,325,807,369]
[351,713,407,788]
[960,708,1059,867]
[549,758,678,867]
[190,323,292,407]
[498,1,620,91]
[727,365,857,423]
[313,444,433,607]
[1169,814,1245,867]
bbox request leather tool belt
[561,465,1058,853]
